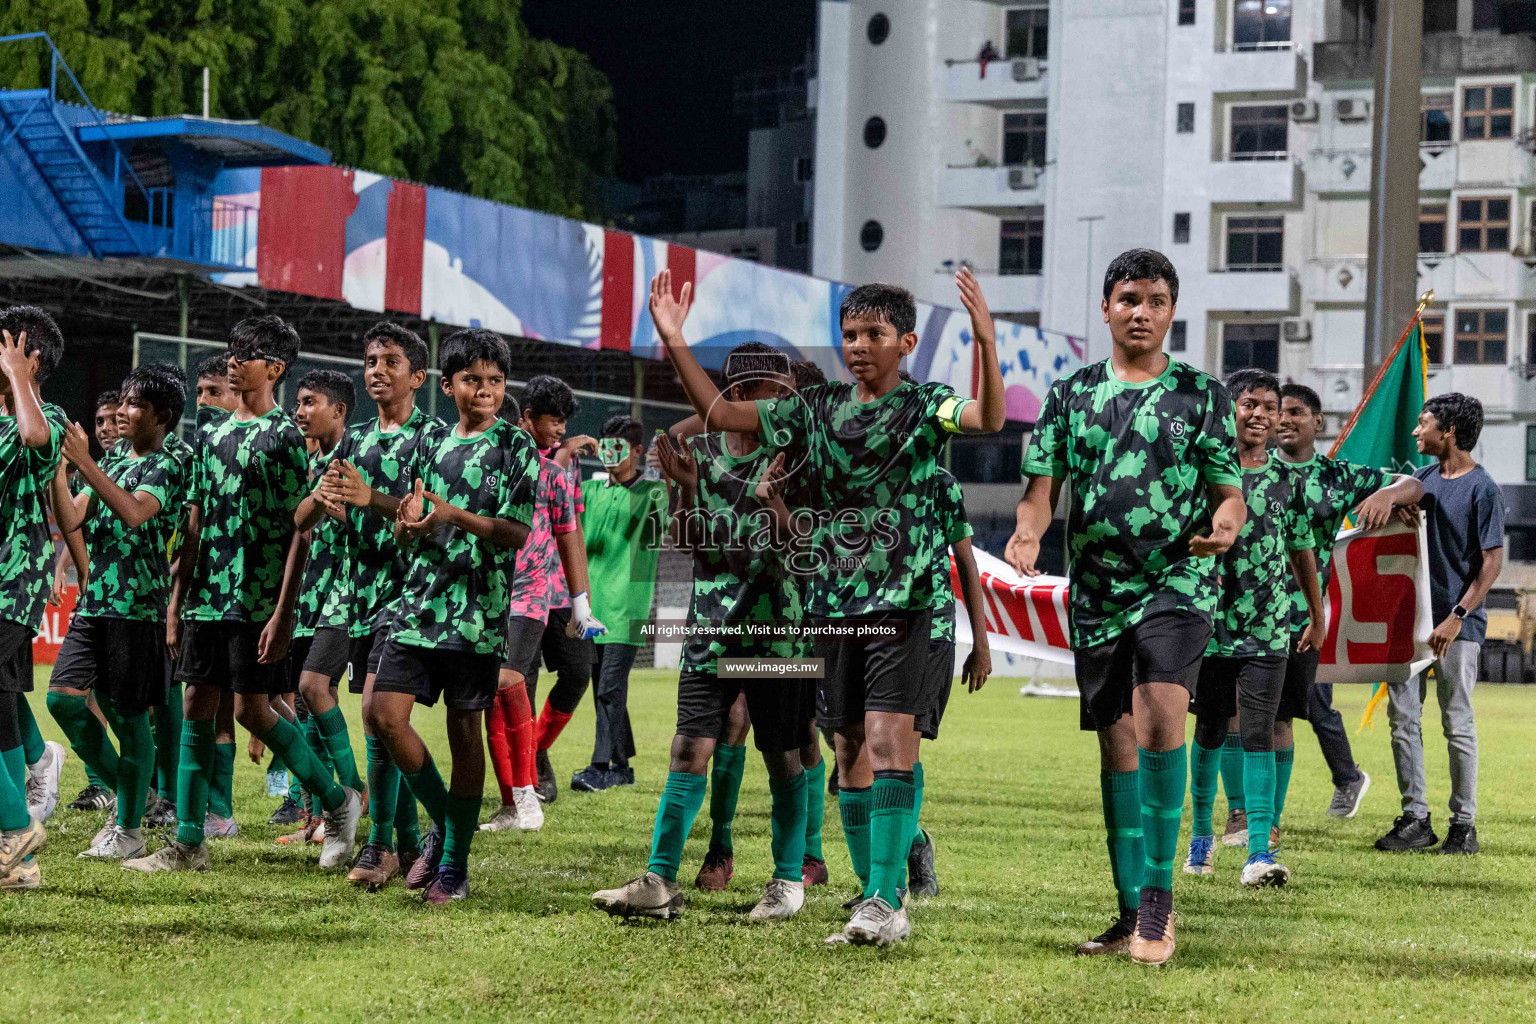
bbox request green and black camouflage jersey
[755,380,973,619]
[334,407,450,638]
[293,447,352,639]
[182,406,308,623]
[389,418,540,656]
[1207,455,1313,658]
[1284,454,1391,633]
[928,472,973,644]
[1021,358,1242,649]
[76,445,187,621]
[679,433,802,675]
[0,403,67,630]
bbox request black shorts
[49,616,168,713]
[814,611,932,728]
[503,615,545,676]
[373,640,500,712]
[300,627,352,683]
[174,620,290,695]
[1279,635,1317,721]
[0,621,35,694]
[1192,654,1288,723]
[346,629,390,694]
[915,639,956,741]
[676,667,815,755]
[1074,611,1210,732]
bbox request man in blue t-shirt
[1377,393,1504,856]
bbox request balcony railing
[1315,33,1536,82]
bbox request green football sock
[439,793,482,872]
[646,771,707,882]
[209,741,235,819]
[267,747,288,778]
[403,755,449,829]
[1138,746,1186,892]
[17,698,44,765]
[707,743,746,852]
[838,786,872,893]
[867,773,915,907]
[257,716,346,812]
[288,771,302,804]
[1273,744,1295,830]
[394,779,422,853]
[803,759,826,861]
[1244,750,1277,859]
[1189,741,1222,838]
[1220,732,1245,812]
[0,746,29,831]
[911,760,926,846]
[153,692,182,799]
[46,692,120,791]
[366,735,400,850]
[175,719,216,847]
[768,770,808,882]
[313,707,361,792]
[103,705,155,831]
[1101,770,1144,914]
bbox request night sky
[522,1,817,181]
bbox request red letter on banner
[1319,566,1345,665]
[1344,532,1418,665]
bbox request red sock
[535,698,574,752]
[504,683,536,789]
[485,694,517,806]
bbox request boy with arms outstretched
[1006,250,1245,966]
[126,316,364,873]
[49,364,189,860]
[650,266,1005,946]
[365,329,538,904]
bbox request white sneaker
[90,822,115,849]
[843,896,911,947]
[1239,851,1291,888]
[26,741,65,823]
[80,825,146,860]
[203,813,239,838]
[122,840,210,873]
[592,871,684,920]
[318,787,363,869]
[749,878,805,921]
[511,786,544,831]
[479,804,520,832]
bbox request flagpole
[1328,289,1434,460]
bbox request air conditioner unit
[1008,166,1040,190]
[1335,97,1371,122]
[1011,57,1043,82]
[1282,317,1313,342]
[1290,99,1319,122]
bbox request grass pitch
[3,668,1535,1023]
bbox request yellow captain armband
[937,396,972,433]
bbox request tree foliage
[0,0,617,218]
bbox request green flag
[1328,318,1433,475]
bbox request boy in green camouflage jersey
[1184,369,1324,891]
[0,307,67,890]
[1275,384,1422,822]
[366,329,539,905]
[651,267,1006,947]
[48,365,189,861]
[127,316,365,875]
[1009,250,1248,966]
[317,322,446,888]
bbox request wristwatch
[1452,604,1468,620]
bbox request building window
[863,116,887,149]
[1170,319,1188,352]
[1223,323,1281,375]
[1176,102,1195,134]
[1421,93,1453,142]
[1423,0,1457,32]
[1458,197,1510,252]
[1422,314,1445,364]
[1232,0,1292,50]
[1002,112,1047,167]
[1473,0,1500,31]
[1005,7,1049,60]
[1526,425,1536,481]
[1225,216,1284,269]
[1173,212,1191,244]
[860,220,884,252]
[1000,215,1045,275]
[1178,0,1197,26]
[867,13,890,45]
[792,220,809,247]
[1419,204,1448,254]
[1527,313,1536,366]
[795,156,813,183]
[1230,104,1289,160]
[1462,84,1514,140]
[1454,308,1507,364]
